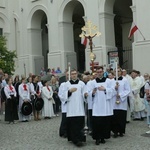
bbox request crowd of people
[58,67,150,147]
[0,70,61,123]
[0,66,150,147]
[40,67,62,76]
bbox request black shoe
[22,120,26,122]
[75,141,83,147]
[60,134,67,138]
[113,133,118,138]
[100,139,106,144]
[133,118,140,121]
[126,121,130,123]
[95,139,100,145]
[140,117,144,121]
[89,131,93,136]
[119,133,124,137]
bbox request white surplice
[131,76,145,112]
[41,86,54,117]
[83,80,93,110]
[58,82,67,113]
[110,77,131,111]
[64,80,85,117]
[90,78,114,116]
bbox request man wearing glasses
[90,67,114,145]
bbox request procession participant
[111,68,130,138]
[58,71,69,138]
[32,75,42,121]
[41,80,54,119]
[82,74,93,135]
[0,77,2,114]
[27,76,35,101]
[87,71,98,133]
[108,72,115,80]
[0,75,6,116]
[63,69,86,147]
[4,77,18,124]
[13,75,21,106]
[1,74,8,115]
[90,67,114,145]
[38,76,43,92]
[122,69,133,123]
[131,70,146,120]
[18,77,31,122]
[144,75,150,134]
[50,76,60,117]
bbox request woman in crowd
[4,77,18,124]
[13,75,20,106]
[18,77,31,122]
[32,75,41,121]
[27,76,35,101]
[50,76,60,116]
[41,80,54,119]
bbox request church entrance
[62,0,85,73]
[30,10,48,74]
[113,0,133,71]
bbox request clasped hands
[92,86,106,95]
[69,88,77,93]
[115,82,119,90]
[24,99,29,103]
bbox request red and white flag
[128,23,138,39]
[81,37,88,47]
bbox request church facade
[0,0,150,75]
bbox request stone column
[99,12,116,65]
[51,21,77,71]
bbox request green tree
[0,36,17,75]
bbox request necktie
[23,84,27,91]
[9,85,13,91]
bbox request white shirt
[18,83,30,100]
[4,84,16,99]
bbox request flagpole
[133,22,145,40]
[137,28,145,40]
[68,62,71,81]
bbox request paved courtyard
[0,114,150,150]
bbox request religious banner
[108,52,119,70]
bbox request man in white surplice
[131,70,146,120]
[111,68,130,138]
[63,69,85,147]
[58,71,68,138]
[122,69,133,123]
[89,67,114,145]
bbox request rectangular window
[31,0,40,2]
[0,28,3,35]
[0,0,5,8]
